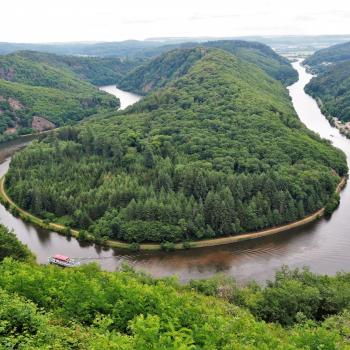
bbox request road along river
[1,63,349,283]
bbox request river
[99,85,141,110]
[1,62,349,283]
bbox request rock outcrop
[32,116,56,132]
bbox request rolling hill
[305,60,350,122]
[118,41,297,94]
[305,41,350,124]
[304,41,350,73]
[0,51,122,140]
[6,48,347,244]
[8,50,142,85]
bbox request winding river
[1,63,349,283]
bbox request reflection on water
[1,65,350,283]
[99,85,141,110]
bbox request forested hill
[305,60,350,122]
[304,41,350,73]
[202,40,297,85]
[145,40,298,85]
[0,51,120,141]
[119,41,297,94]
[118,48,207,94]
[304,41,350,122]
[8,50,142,85]
[6,48,347,245]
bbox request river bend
[1,63,349,283]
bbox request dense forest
[305,60,350,122]
[0,51,121,141]
[304,41,350,73]
[304,41,350,127]
[1,225,350,348]
[118,41,297,94]
[9,51,142,86]
[6,47,347,245]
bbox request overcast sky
[2,0,350,43]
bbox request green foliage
[305,41,350,123]
[0,221,349,348]
[161,241,176,251]
[9,50,142,85]
[304,41,350,73]
[203,40,298,85]
[305,60,350,122]
[324,193,340,217]
[6,48,347,244]
[0,51,120,139]
[0,260,349,349]
[119,48,207,94]
[119,41,297,94]
[0,224,34,262]
[246,267,350,326]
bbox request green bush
[161,241,175,251]
[0,260,348,349]
[324,193,340,217]
[0,224,34,262]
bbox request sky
[2,0,350,43]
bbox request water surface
[99,85,141,110]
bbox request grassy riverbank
[0,175,346,251]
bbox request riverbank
[317,99,350,139]
[333,118,350,138]
[302,63,350,140]
[0,174,346,251]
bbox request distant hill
[7,48,346,244]
[2,35,350,58]
[304,41,350,73]
[0,40,164,57]
[0,51,120,140]
[118,48,207,94]
[118,41,298,94]
[304,41,350,123]
[305,60,350,122]
[3,50,141,85]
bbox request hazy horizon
[2,34,350,45]
[2,0,350,43]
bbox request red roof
[53,254,70,261]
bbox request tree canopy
[0,223,350,349]
[6,48,347,244]
[304,41,350,73]
[118,41,297,94]
[305,58,350,123]
[0,51,122,141]
[0,224,34,262]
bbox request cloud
[189,13,241,21]
[294,15,317,22]
[1,0,350,42]
[122,17,168,25]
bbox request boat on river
[48,254,80,267]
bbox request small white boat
[48,254,80,267]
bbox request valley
[2,1,350,348]
[0,55,349,283]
